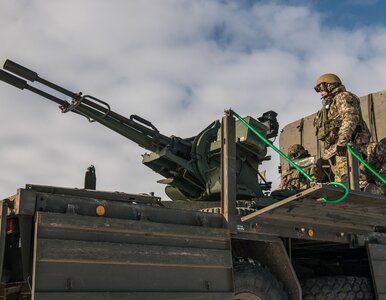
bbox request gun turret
[0,60,279,201]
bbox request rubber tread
[301,276,374,300]
[233,258,288,300]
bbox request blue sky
[264,0,386,29]
[0,0,385,199]
[311,0,386,29]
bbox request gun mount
[0,59,279,201]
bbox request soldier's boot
[364,183,384,195]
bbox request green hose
[231,111,313,182]
[347,144,386,185]
[231,110,351,203]
[321,182,349,203]
[319,144,386,203]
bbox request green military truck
[0,60,385,299]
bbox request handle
[130,114,159,133]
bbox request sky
[1,0,386,200]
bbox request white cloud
[0,1,386,200]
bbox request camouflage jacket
[278,166,316,190]
[315,85,370,159]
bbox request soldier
[278,144,316,190]
[314,73,370,184]
[362,138,386,195]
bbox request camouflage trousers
[363,183,385,195]
[330,155,367,184]
[330,156,347,183]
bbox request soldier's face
[319,90,328,97]
[315,83,328,98]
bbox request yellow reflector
[308,228,314,237]
[96,205,105,216]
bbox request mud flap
[31,211,233,300]
[367,243,386,299]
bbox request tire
[233,259,288,300]
[301,276,374,300]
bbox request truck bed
[242,184,386,244]
[0,185,234,300]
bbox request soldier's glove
[336,145,347,156]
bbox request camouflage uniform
[278,167,315,190]
[361,140,386,195]
[278,144,316,190]
[314,82,370,183]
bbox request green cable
[231,111,313,182]
[321,182,349,203]
[232,110,351,204]
[321,144,385,203]
[347,144,386,185]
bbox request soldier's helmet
[288,144,309,160]
[314,73,342,93]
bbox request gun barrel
[0,69,68,106]
[1,59,176,153]
[0,69,28,90]
[4,59,38,82]
[4,59,77,98]
[27,85,68,106]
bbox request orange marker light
[96,205,106,216]
[308,228,314,237]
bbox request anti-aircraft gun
[0,60,279,202]
[3,60,386,300]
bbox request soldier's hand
[336,145,347,156]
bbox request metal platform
[241,184,386,243]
